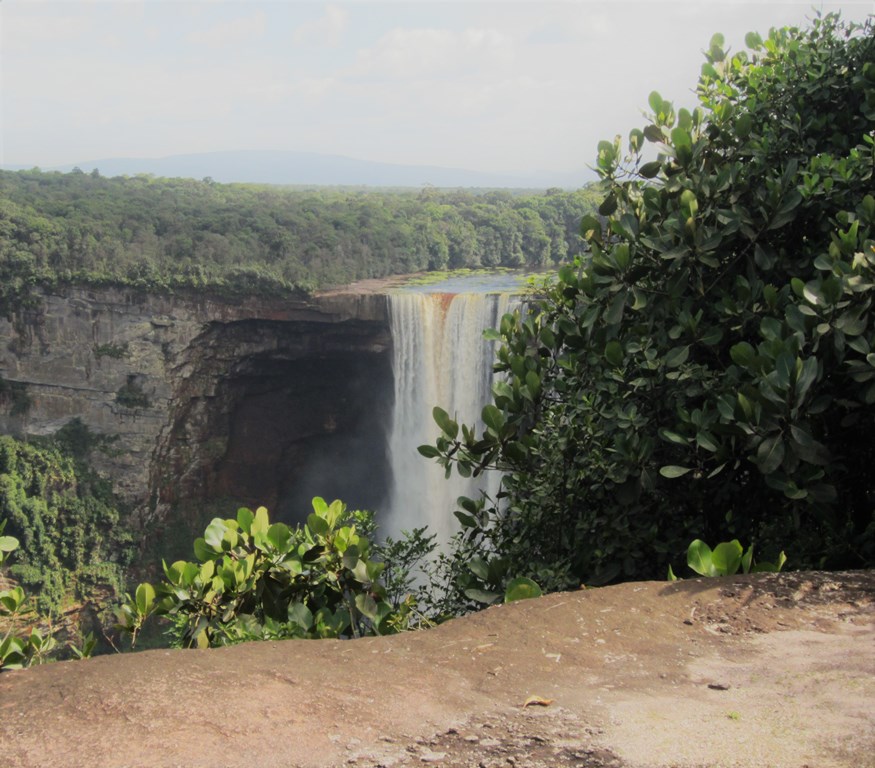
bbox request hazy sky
[1,0,872,175]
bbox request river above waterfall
[391,269,537,295]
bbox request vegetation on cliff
[425,13,875,598]
[0,424,133,616]
[0,170,598,315]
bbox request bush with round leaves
[116,498,415,649]
[424,13,875,590]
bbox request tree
[425,13,875,593]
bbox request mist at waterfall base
[384,279,522,548]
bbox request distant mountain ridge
[2,150,591,189]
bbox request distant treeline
[0,169,599,306]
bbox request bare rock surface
[1,570,872,768]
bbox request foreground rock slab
[1,571,873,768]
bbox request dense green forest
[0,169,598,314]
[0,423,133,616]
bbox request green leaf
[464,588,501,606]
[525,370,541,398]
[711,540,743,576]
[631,287,649,311]
[730,342,756,368]
[741,545,754,574]
[306,513,330,537]
[700,326,723,346]
[199,559,216,583]
[803,281,824,306]
[775,352,794,391]
[796,357,820,407]
[203,518,226,550]
[135,582,156,616]
[252,506,270,537]
[454,510,478,528]
[193,537,213,562]
[756,434,785,474]
[604,340,624,366]
[482,404,505,433]
[789,425,830,465]
[604,289,627,325]
[660,465,693,478]
[695,431,719,452]
[629,128,644,153]
[736,113,753,139]
[665,345,690,368]
[754,243,776,269]
[0,587,25,614]
[640,161,662,178]
[417,444,441,459]
[751,551,787,573]
[433,406,459,440]
[598,193,618,217]
[671,126,692,150]
[737,392,754,419]
[267,523,292,553]
[580,214,602,240]
[687,539,714,577]
[236,507,254,535]
[354,593,379,621]
[644,124,663,143]
[0,536,19,553]
[659,428,689,446]
[539,327,556,349]
[504,577,542,603]
[468,556,490,581]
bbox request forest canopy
[0,169,598,312]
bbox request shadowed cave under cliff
[155,317,394,531]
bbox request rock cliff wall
[0,286,392,532]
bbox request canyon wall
[0,286,393,533]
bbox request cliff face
[0,286,392,531]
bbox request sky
[1,0,873,177]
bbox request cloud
[186,11,266,49]
[291,5,348,47]
[354,26,514,79]
[0,7,93,53]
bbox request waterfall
[385,291,515,545]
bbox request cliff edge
[1,570,872,768]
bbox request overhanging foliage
[426,13,875,592]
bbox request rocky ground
[1,570,872,768]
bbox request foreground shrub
[117,499,416,648]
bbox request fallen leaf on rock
[522,695,554,707]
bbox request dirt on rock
[1,570,872,768]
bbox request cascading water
[385,290,516,545]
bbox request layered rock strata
[0,286,392,530]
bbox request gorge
[0,278,519,566]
